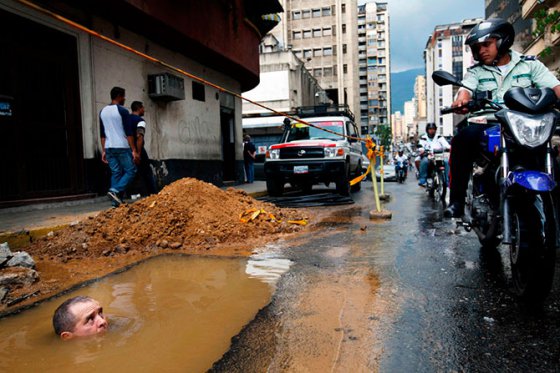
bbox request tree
[533,7,560,58]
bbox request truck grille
[280,147,325,159]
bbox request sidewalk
[0,181,268,249]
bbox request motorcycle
[433,70,560,302]
[424,149,447,203]
[396,160,407,183]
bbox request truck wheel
[336,164,350,196]
[266,178,284,196]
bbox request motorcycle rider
[394,148,409,179]
[444,18,560,218]
[417,122,451,187]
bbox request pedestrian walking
[128,101,157,195]
[243,134,256,183]
[100,86,138,207]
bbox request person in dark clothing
[243,134,256,183]
[128,101,157,195]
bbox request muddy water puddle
[0,255,290,372]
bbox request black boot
[444,201,464,218]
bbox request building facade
[519,0,560,74]
[424,19,480,137]
[486,0,534,52]
[413,75,427,138]
[272,0,361,128]
[0,0,280,205]
[357,1,391,135]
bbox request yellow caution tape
[350,135,376,186]
[287,220,308,226]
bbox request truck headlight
[267,149,280,159]
[325,147,345,158]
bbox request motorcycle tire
[436,171,447,204]
[510,193,556,303]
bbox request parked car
[264,105,363,196]
[375,164,396,181]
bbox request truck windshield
[286,121,344,141]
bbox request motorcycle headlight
[505,111,556,148]
[267,149,280,160]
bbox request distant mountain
[390,68,424,114]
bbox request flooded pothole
[0,254,290,372]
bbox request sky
[359,0,485,72]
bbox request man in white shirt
[100,87,139,207]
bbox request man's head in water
[53,296,108,340]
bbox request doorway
[0,9,83,203]
[220,108,236,182]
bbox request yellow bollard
[370,149,382,213]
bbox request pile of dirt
[27,178,308,261]
[0,179,309,312]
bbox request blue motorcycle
[434,70,560,302]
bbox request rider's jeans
[419,157,448,185]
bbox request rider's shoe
[444,202,464,218]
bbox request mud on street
[0,178,309,314]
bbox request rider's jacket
[418,134,451,152]
[461,50,560,103]
[394,155,408,164]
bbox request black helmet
[426,122,437,132]
[465,18,514,62]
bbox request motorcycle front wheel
[510,193,557,303]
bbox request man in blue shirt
[100,87,139,207]
[129,101,157,195]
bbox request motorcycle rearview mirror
[431,70,471,91]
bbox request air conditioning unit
[148,73,185,102]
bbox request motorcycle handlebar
[440,106,455,115]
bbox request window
[292,11,301,20]
[322,7,331,16]
[313,68,322,77]
[323,27,332,36]
[324,67,333,76]
[343,64,348,74]
[341,3,346,13]
[438,49,442,58]
[303,30,311,38]
[302,9,311,18]
[342,44,347,54]
[313,48,322,57]
[332,24,336,36]
[323,47,333,56]
[313,28,321,37]
[342,24,346,34]
[293,31,301,39]
[303,49,312,58]
[192,81,205,101]
[312,8,321,17]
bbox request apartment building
[424,19,480,137]
[273,0,361,128]
[357,2,391,135]
[413,75,427,137]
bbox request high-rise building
[357,2,391,135]
[424,19,480,137]
[413,75,427,139]
[273,1,361,128]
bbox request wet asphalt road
[213,180,560,372]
